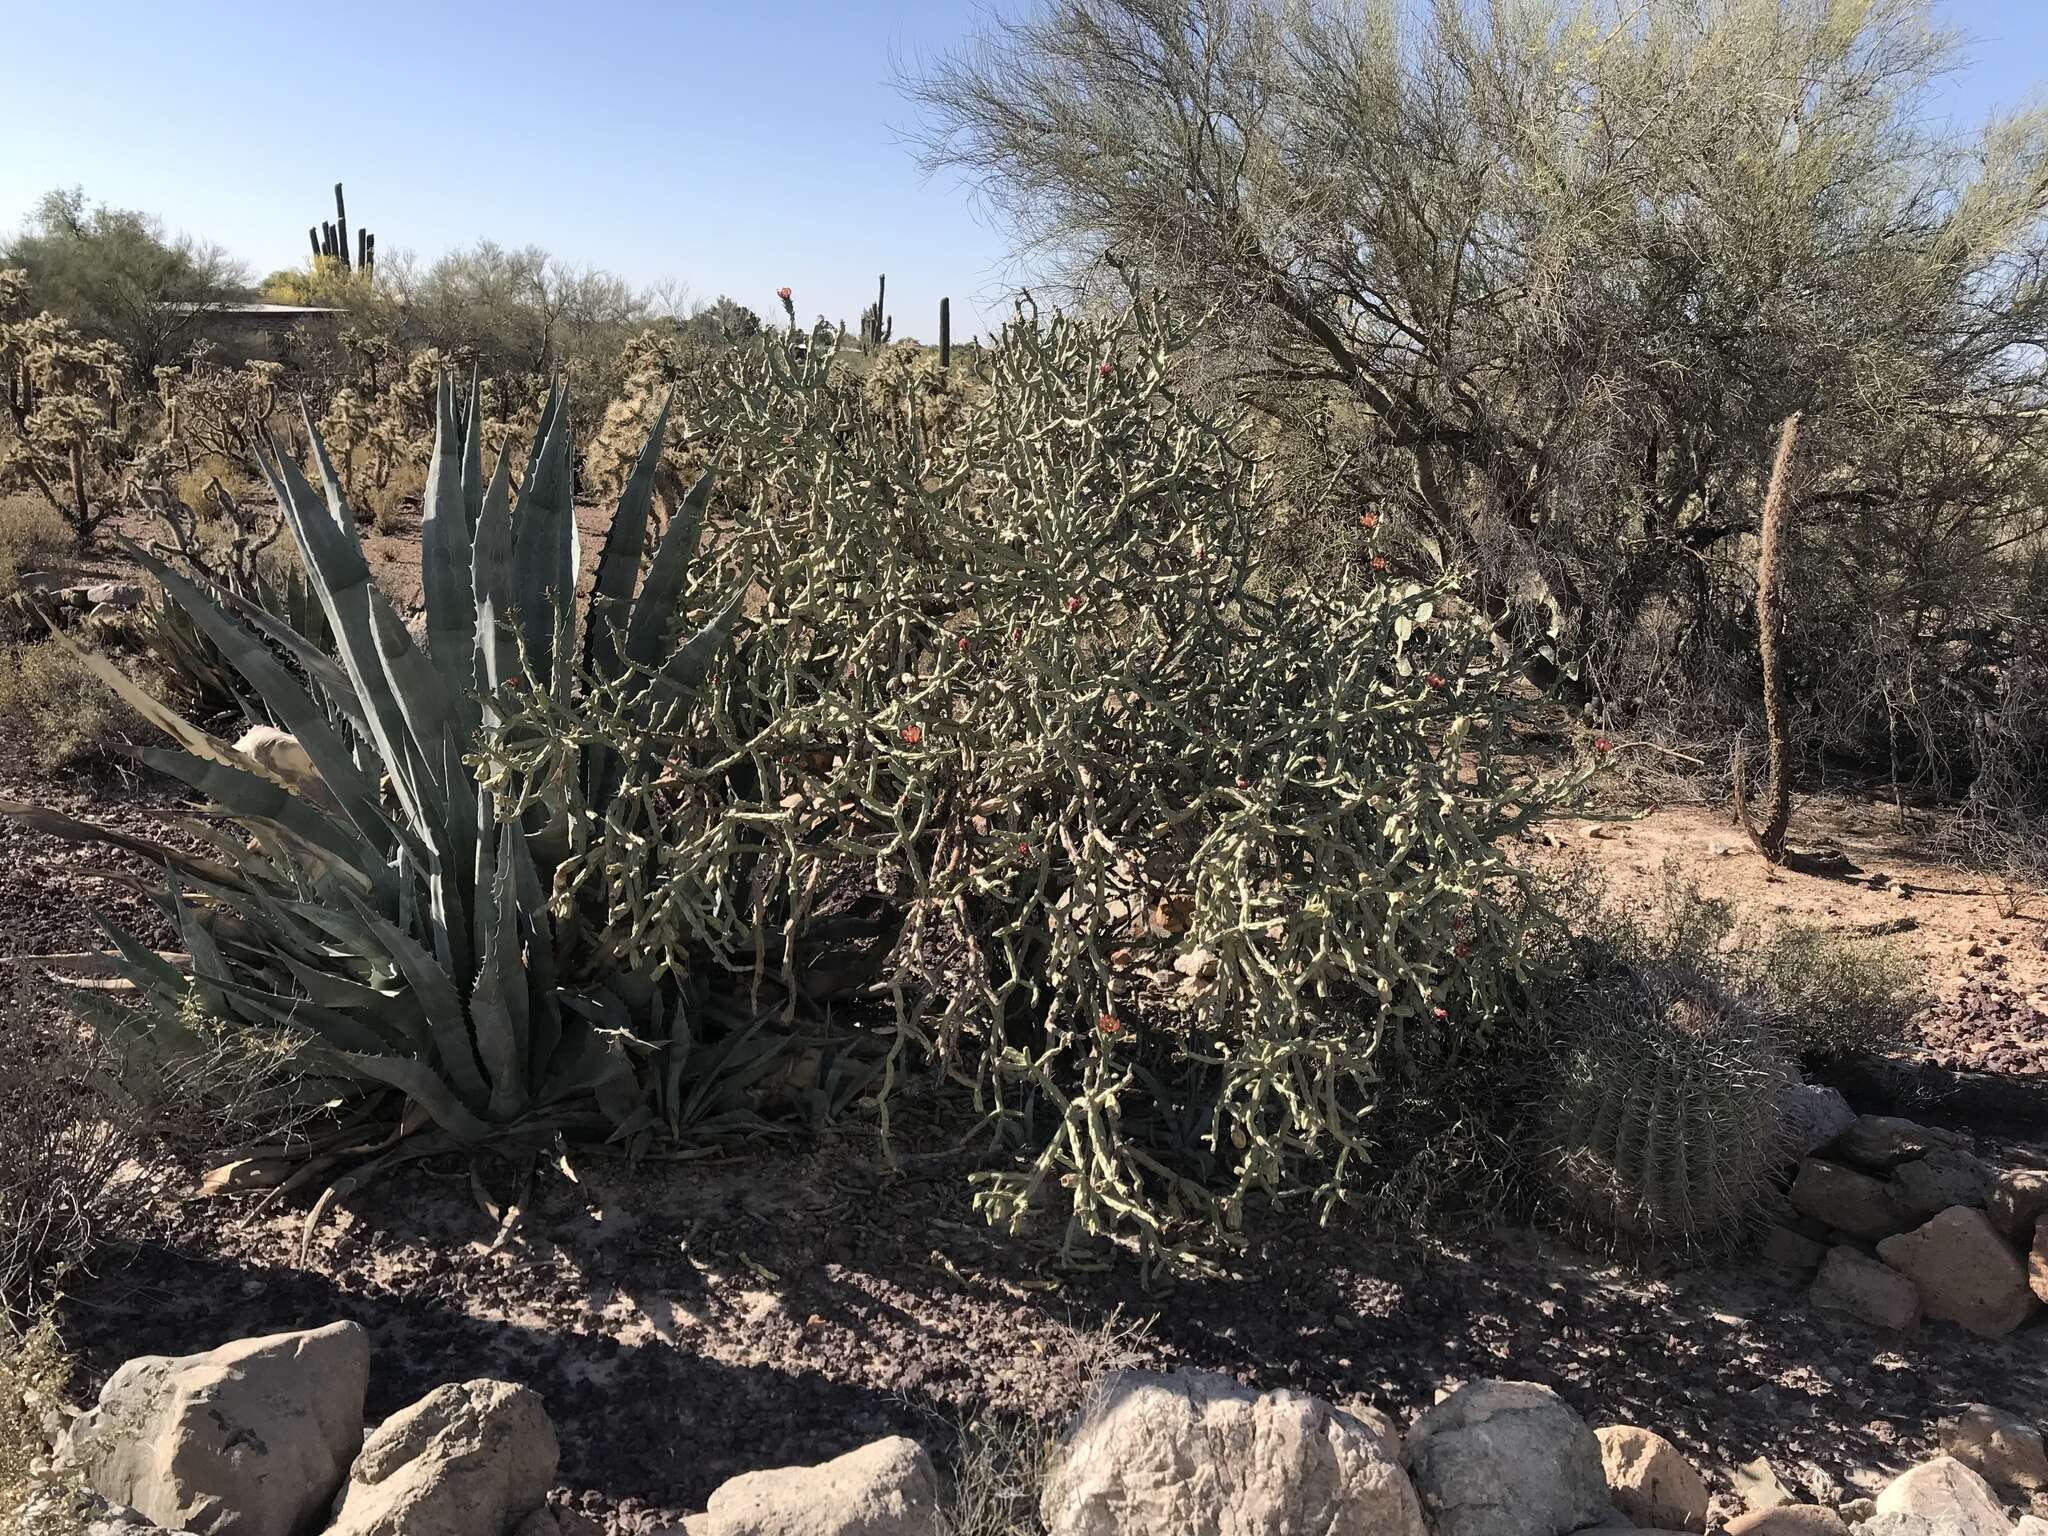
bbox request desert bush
[0,1059,134,1328]
[907,0,2048,800]
[0,641,130,773]
[1573,859,1922,1064]
[0,494,69,636]
[486,297,1582,1263]
[1543,961,1790,1250]
[0,1319,86,1534]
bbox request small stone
[1877,1206,2036,1337]
[1791,1161,1909,1241]
[1988,1168,2048,1243]
[1888,1149,1994,1224]
[1172,947,1219,980]
[1838,1497,1877,1523]
[1830,1116,1962,1173]
[1731,1457,1795,1511]
[1596,1426,1709,1532]
[1938,1403,2048,1492]
[1872,1455,2009,1536]
[1724,1508,1849,1536]
[1809,1246,1921,1331]
[82,581,145,608]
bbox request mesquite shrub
[484,298,1580,1263]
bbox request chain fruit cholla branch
[1735,413,1801,864]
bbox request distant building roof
[165,301,347,316]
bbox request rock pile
[1770,1104,2044,1337]
[18,1331,2047,1536]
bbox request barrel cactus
[1543,963,1791,1247]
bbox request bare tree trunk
[1734,413,1801,862]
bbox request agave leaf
[125,545,391,843]
[297,403,365,545]
[510,383,575,683]
[420,373,481,707]
[471,448,518,694]
[471,827,530,1122]
[460,367,486,533]
[585,391,673,683]
[94,913,189,1001]
[210,583,366,730]
[140,749,382,899]
[621,469,715,674]
[262,435,437,832]
[0,800,248,888]
[334,892,490,1114]
[332,1051,494,1141]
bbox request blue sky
[2,0,2043,339]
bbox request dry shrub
[0,495,69,636]
[0,1320,86,1534]
[0,1061,135,1330]
[0,641,130,774]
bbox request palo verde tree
[905,0,2048,789]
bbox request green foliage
[2,375,747,1143]
[1543,962,1789,1249]
[3,188,248,383]
[484,297,1581,1263]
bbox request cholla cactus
[482,297,1582,1264]
[0,269,136,544]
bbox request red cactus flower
[1066,595,1083,614]
[1369,556,1388,572]
[1235,776,1250,790]
[776,286,792,302]
[1455,941,1471,958]
[956,636,970,653]
[1097,1012,1123,1034]
[1016,840,1031,857]
[1358,513,1379,530]
[1098,361,1114,378]
[1594,737,1613,755]
[1426,673,1445,689]
[1432,1005,1449,1020]
[900,725,923,746]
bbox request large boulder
[686,1437,940,1536]
[1778,1084,1857,1160]
[1830,1116,1963,1173]
[1789,1161,1908,1241]
[1871,1455,2009,1536]
[63,1322,368,1536]
[1888,1150,1994,1225]
[1595,1426,1708,1532]
[1877,1206,2036,1337]
[2032,1215,2048,1305]
[1037,1371,1422,1536]
[326,1380,556,1536]
[1402,1380,1610,1536]
[1723,1507,1849,1535]
[1809,1246,1921,1332]
[1988,1168,2048,1244]
[1938,1403,2048,1493]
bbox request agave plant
[2,374,740,1143]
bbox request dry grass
[0,1320,87,1536]
[0,641,131,775]
[0,495,70,638]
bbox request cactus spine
[1734,413,1800,862]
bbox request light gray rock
[1889,1149,1995,1224]
[2032,1214,2048,1305]
[1402,1380,1610,1536]
[1878,1206,2037,1337]
[1810,1246,1921,1331]
[1830,1116,1963,1173]
[12,1484,203,1534]
[1791,1161,1909,1241]
[2013,1517,2048,1536]
[1938,1402,2048,1493]
[1595,1426,1709,1532]
[1038,1372,1421,1536]
[64,1321,368,1536]
[82,582,146,608]
[686,1436,940,1536]
[1778,1083,1857,1159]
[1723,1506,1850,1535]
[326,1380,557,1536]
[1871,1455,2009,1536]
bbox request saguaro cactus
[1734,413,1801,862]
[860,274,891,348]
[939,297,951,369]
